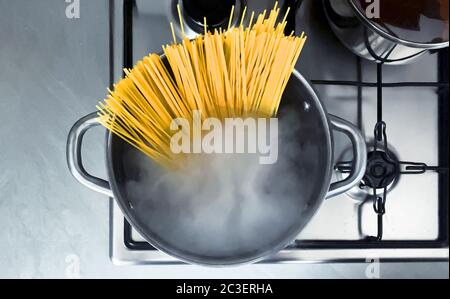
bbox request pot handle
[66,112,113,197]
[326,115,367,199]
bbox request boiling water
[120,108,328,261]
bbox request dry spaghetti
[97,3,307,169]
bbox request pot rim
[348,0,449,49]
[105,69,335,266]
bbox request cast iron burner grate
[120,0,449,251]
[332,60,449,241]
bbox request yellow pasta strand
[97,5,307,169]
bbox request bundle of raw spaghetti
[97,3,307,169]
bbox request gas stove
[109,0,449,264]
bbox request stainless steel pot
[67,69,367,266]
[323,0,449,64]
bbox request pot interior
[351,0,449,45]
[108,73,332,265]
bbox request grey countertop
[0,0,448,279]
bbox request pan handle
[326,115,367,199]
[66,112,113,197]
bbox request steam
[122,110,320,261]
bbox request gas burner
[364,150,400,189]
[336,120,447,242]
[169,0,245,37]
[181,0,238,32]
[335,143,401,202]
